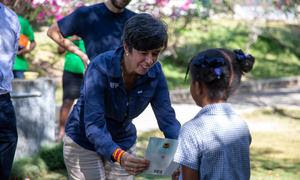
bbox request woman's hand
[120,152,150,175]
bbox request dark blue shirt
[65,47,181,160]
[58,3,136,59]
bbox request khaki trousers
[63,135,134,180]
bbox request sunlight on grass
[242,108,300,180]
[11,108,300,179]
[136,108,300,180]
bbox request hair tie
[233,49,255,73]
[234,49,252,61]
[214,67,223,79]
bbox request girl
[173,48,255,180]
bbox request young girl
[173,48,255,180]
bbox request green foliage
[11,143,66,179]
[39,143,65,171]
[161,19,300,89]
[11,156,48,179]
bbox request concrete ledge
[170,76,300,104]
[238,76,300,93]
[11,78,56,159]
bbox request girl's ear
[195,81,203,96]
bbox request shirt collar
[197,103,236,116]
[109,46,158,79]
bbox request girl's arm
[182,165,199,180]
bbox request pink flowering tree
[9,0,84,24]
[8,0,299,25]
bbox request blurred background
[2,0,300,179]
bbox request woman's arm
[83,61,118,159]
[151,64,181,139]
[182,165,199,180]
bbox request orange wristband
[117,150,125,163]
[113,148,125,163]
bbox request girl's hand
[172,168,180,180]
[120,152,150,175]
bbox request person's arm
[17,40,36,55]
[18,19,36,56]
[151,64,181,139]
[57,36,80,54]
[83,60,149,175]
[174,125,201,180]
[47,22,88,67]
[182,165,199,180]
[57,45,66,54]
[83,60,117,158]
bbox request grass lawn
[244,108,300,180]
[12,108,300,179]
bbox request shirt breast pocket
[130,89,154,116]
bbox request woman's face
[125,47,163,75]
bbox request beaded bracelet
[113,148,125,163]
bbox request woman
[63,13,181,179]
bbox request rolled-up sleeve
[151,70,181,139]
[57,6,85,38]
[83,61,118,160]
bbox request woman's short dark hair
[186,48,255,101]
[122,13,168,51]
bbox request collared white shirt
[174,103,251,180]
[0,2,20,94]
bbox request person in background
[13,15,36,79]
[173,48,255,180]
[47,0,135,67]
[63,13,181,179]
[47,0,135,139]
[0,1,20,179]
[57,36,86,141]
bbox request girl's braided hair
[186,48,255,100]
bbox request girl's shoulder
[180,113,205,135]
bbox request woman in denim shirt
[63,13,181,179]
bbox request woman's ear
[123,42,129,54]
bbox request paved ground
[133,87,300,132]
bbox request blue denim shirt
[65,47,181,160]
[0,3,20,94]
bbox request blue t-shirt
[65,47,181,160]
[174,103,251,180]
[58,3,136,60]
